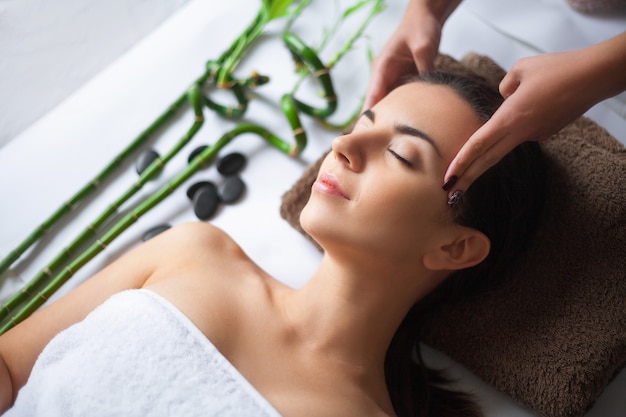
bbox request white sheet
[0,0,624,416]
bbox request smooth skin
[0,82,490,416]
[364,0,626,195]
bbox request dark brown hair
[385,72,547,417]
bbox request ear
[422,227,490,271]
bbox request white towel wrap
[5,289,283,417]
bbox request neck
[281,250,443,377]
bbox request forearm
[582,31,626,103]
[407,0,463,25]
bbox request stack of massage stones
[138,146,247,241]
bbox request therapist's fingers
[364,55,416,109]
[498,68,521,99]
[443,79,528,193]
[412,49,435,77]
[364,56,394,109]
[443,116,520,194]
[445,134,521,198]
[363,54,387,108]
[363,70,389,110]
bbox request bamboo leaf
[327,0,385,69]
[367,44,375,63]
[263,0,295,21]
[343,0,370,18]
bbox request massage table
[0,0,624,415]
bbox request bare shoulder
[143,221,261,301]
[152,221,241,254]
[141,222,272,345]
[143,222,248,271]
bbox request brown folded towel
[280,53,626,417]
[566,0,626,14]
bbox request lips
[312,172,350,200]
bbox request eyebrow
[362,109,442,157]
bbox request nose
[331,129,377,172]
[331,134,361,171]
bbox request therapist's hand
[443,34,626,194]
[364,0,462,109]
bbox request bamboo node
[293,127,305,136]
[314,67,330,78]
[96,240,107,250]
[326,95,337,103]
[38,292,48,301]
[43,267,53,277]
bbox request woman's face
[301,81,484,263]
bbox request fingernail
[442,175,458,191]
[447,190,463,207]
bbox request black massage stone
[186,180,217,200]
[217,152,247,176]
[142,224,171,242]
[187,144,210,164]
[135,149,160,175]
[218,175,246,204]
[193,185,221,220]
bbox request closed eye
[388,149,414,168]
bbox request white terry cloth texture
[5,289,283,417]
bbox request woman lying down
[0,72,546,417]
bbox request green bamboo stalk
[0,123,302,334]
[0,85,191,277]
[0,0,286,292]
[0,86,205,323]
[288,0,384,129]
[282,0,384,121]
[0,1,289,277]
[283,32,337,119]
[204,72,269,118]
[280,94,308,155]
[216,0,296,87]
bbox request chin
[299,200,320,239]
[299,198,341,251]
